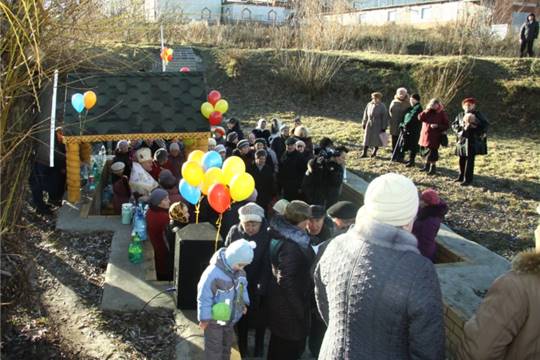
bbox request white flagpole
[49,69,59,167]
[160,23,165,72]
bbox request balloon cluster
[71,91,97,113]
[179,151,255,215]
[160,47,173,63]
[200,90,229,126]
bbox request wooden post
[66,142,81,203]
[80,142,92,164]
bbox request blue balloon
[71,93,85,113]
[179,179,201,205]
[202,151,223,171]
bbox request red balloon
[167,54,173,62]
[208,111,223,126]
[208,184,230,214]
[207,90,221,106]
[180,67,190,73]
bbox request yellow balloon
[222,156,245,185]
[83,91,97,110]
[181,161,204,187]
[214,99,229,114]
[166,48,173,56]
[201,168,225,195]
[188,150,205,164]
[201,102,214,119]
[230,173,255,202]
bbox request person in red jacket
[418,98,449,175]
[146,188,172,281]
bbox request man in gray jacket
[314,173,445,360]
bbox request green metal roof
[62,72,209,137]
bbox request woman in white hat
[314,173,445,359]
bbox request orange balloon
[83,91,97,110]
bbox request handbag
[379,131,389,147]
[440,132,449,147]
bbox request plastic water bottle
[128,232,143,264]
[133,205,148,241]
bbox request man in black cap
[519,13,539,58]
[307,205,335,247]
[278,137,305,201]
[323,146,348,208]
[327,201,359,236]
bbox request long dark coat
[401,103,423,152]
[452,110,489,157]
[278,150,305,201]
[248,163,275,211]
[418,109,449,149]
[266,215,315,341]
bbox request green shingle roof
[62,72,209,137]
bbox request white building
[143,0,291,24]
[324,0,485,27]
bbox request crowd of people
[28,88,538,360]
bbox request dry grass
[202,47,539,259]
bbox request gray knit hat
[149,188,168,207]
[238,202,265,223]
[158,169,177,189]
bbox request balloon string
[215,214,223,252]
[195,196,203,224]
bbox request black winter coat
[251,128,271,144]
[225,141,237,158]
[266,215,315,341]
[302,158,326,206]
[248,163,275,211]
[226,123,244,140]
[323,160,344,208]
[225,223,272,298]
[278,150,305,201]
[270,135,287,162]
[452,110,489,157]
[520,20,539,40]
[401,103,423,152]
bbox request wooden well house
[58,72,210,203]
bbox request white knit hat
[272,199,289,215]
[359,173,419,227]
[238,202,264,223]
[225,239,256,267]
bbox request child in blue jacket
[197,239,256,359]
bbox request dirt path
[2,207,177,359]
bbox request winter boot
[360,146,369,158]
[405,155,416,167]
[420,161,430,172]
[427,163,437,175]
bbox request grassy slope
[198,47,539,259]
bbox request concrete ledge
[56,201,176,311]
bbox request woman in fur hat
[458,209,540,360]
